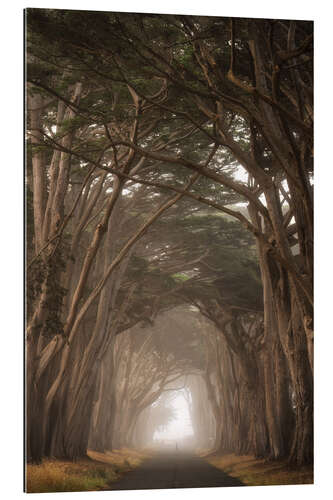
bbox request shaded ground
[205,453,313,486]
[108,452,244,490]
[27,448,313,493]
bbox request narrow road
[109,452,244,490]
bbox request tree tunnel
[26,11,313,481]
[88,306,221,454]
[133,375,216,453]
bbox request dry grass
[205,453,313,486]
[89,447,149,469]
[26,448,148,493]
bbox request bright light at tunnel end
[152,390,194,449]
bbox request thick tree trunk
[275,276,313,464]
[28,90,46,254]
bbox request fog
[134,375,215,453]
[94,307,217,454]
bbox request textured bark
[29,91,46,254]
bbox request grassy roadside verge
[26,448,148,493]
[204,453,313,486]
